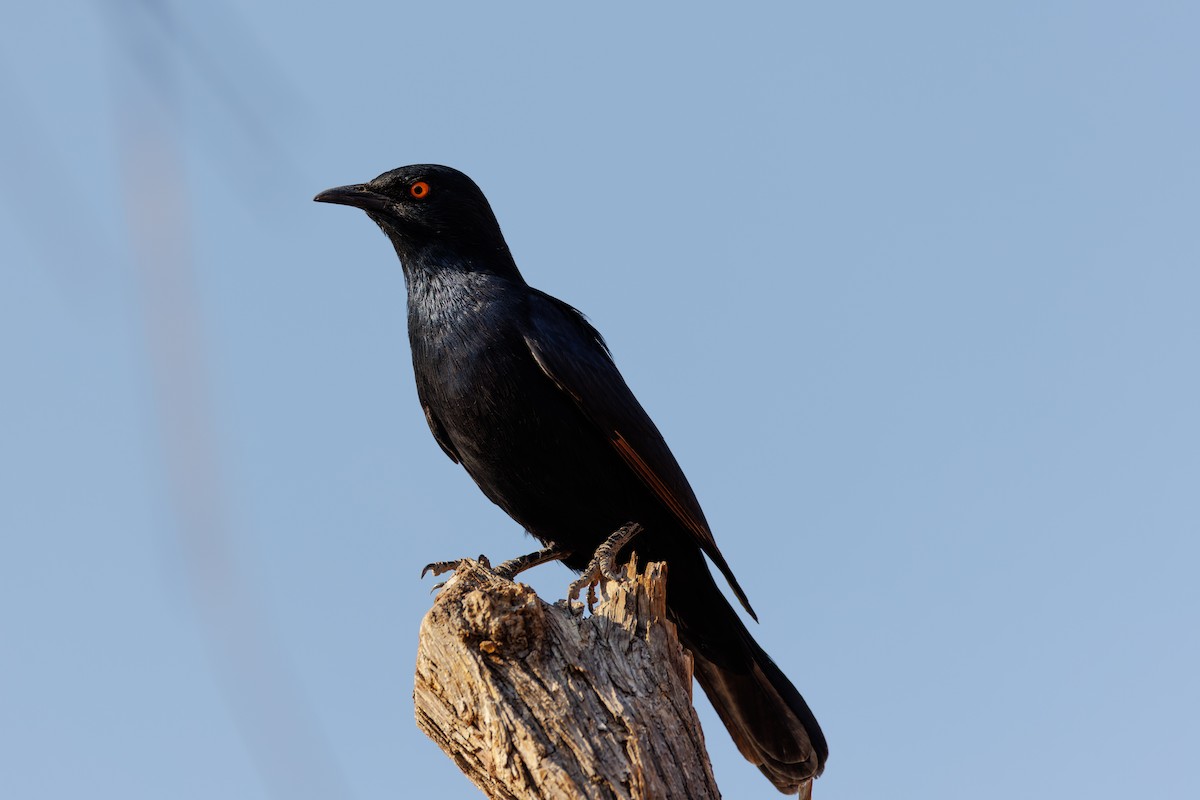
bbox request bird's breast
[406,274,552,448]
[402,271,666,552]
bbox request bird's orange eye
[410,181,430,199]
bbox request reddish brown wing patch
[522,297,756,619]
[611,432,722,557]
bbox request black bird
[315,165,828,796]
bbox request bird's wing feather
[523,290,755,618]
[423,403,461,464]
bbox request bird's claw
[566,568,601,610]
[566,522,643,611]
[420,554,491,584]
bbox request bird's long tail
[666,552,828,797]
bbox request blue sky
[2,3,1197,798]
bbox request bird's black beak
[313,183,392,215]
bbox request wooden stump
[413,556,721,800]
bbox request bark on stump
[413,557,721,800]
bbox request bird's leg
[567,522,644,607]
[492,544,572,580]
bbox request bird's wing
[523,290,755,618]
[423,403,461,464]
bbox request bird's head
[315,164,519,278]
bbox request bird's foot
[566,522,644,610]
[420,554,490,591]
[421,544,573,591]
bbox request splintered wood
[413,557,721,800]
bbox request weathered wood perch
[414,556,722,800]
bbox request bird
[314,164,828,796]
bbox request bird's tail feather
[692,638,826,795]
[667,560,827,796]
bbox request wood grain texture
[413,557,721,800]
